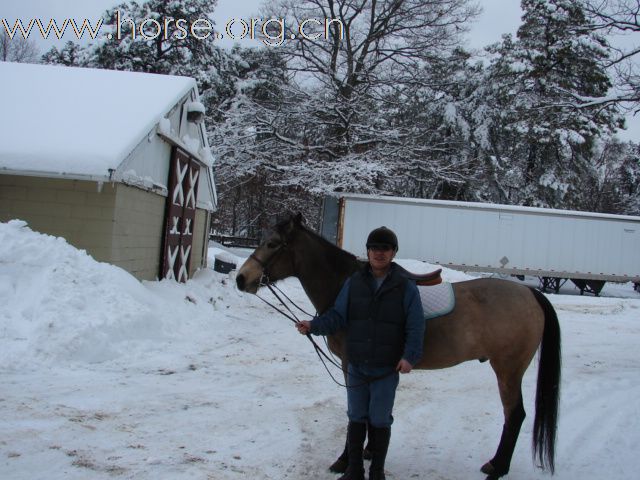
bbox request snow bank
[0,220,231,368]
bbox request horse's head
[236,213,303,293]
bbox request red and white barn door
[162,147,200,282]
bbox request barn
[0,62,217,282]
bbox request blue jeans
[346,363,400,428]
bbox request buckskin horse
[235,214,561,478]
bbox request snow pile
[0,220,230,367]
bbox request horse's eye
[267,241,278,249]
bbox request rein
[254,272,396,388]
[255,281,353,388]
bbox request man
[296,226,425,480]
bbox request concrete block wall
[0,176,117,261]
[1,175,211,282]
[112,183,166,280]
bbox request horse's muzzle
[236,273,247,291]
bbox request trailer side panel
[337,195,640,283]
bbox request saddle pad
[418,282,455,320]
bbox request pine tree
[486,0,624,208]
[41,41,86,66]
[86,0,218,75]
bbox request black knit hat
[366,226,398,251]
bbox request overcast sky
[2,0,638,139]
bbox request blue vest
[347,265,407,367]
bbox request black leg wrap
[482,398,526,477]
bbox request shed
[0,62,217,281]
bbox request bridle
[247,236,395,388]
[248,239,290,287]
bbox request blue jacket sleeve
[309,278,351,336]
[402,281,425,365]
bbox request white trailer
[320,194,640,295]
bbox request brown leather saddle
[396,265,442,286]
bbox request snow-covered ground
[1,220,639,479]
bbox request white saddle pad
[418,282,455,319]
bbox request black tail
[530,287,561,474]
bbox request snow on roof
[0,62,196,179]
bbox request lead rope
[269,282,346,373]
[257,283,351,387]
[270,283,314,317]
[255,279,396,388]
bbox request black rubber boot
[368,426,391,480]
[338,421,366,480]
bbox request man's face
[367,245,396,271]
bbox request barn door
[162,147,200,282]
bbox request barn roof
[0,62,197,180]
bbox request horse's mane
[274,216,359,272]
[304,224,357,260]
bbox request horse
[235,214,561,479]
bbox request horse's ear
[278,213,304,240]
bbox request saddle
[396,265,442,286]
[396,264,453,319]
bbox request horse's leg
[481,366,526,479]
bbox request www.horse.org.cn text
[1,13,345,47]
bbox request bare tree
[253,0,480,166]
[266,0,479,92]
[581,1,640,111]
[0,31,39,63]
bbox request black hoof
[480,461,494,475]
[330,455,348,474]
[480,461,507,479]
